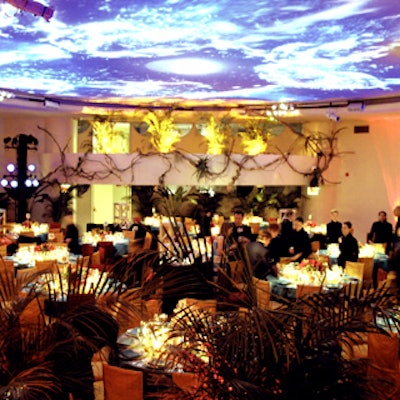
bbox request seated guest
[326,209,342,244]
[338,221,359,267]
[246,230,277,279]
[288,217,311,262]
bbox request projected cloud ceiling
[1,0,400,104]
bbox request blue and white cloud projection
[1,0,400,102]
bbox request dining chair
[344,261,365,297]
[97,241,114,264]
[50,231,64,243]
[368,331,399,371]
[91,251,101,266]
[358,257,374,288]
[122,230,135,240]
[35,259,57,273]
[103,363,143,400]
[143,232,153,250]
[18,243,35,249]
[0,244,7,257]
[0,263,15,303]
[81,243,95,257]
[252,277,270,310]
[296,284,322,299]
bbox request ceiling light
[326,111,340,122]
[6,163,16,173]
[27,163,36,172]
[347,102,365,112]
[0,178,8,187]
[10,180,18,188]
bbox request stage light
[27,163,36,172]
[6,163,16,173]
[326,111,340,122]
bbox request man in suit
[338,221,359,267]
[326,209,342,244]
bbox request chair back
[35,259,57,273]
[296,284,321,299]
[91,251,101,266]
[344,261,365,296]
[252,277,271,309]
[123,230,136,240]
[103,363,143,400]
[358,257,374,285]
[0,244,7,257]
[97,241,114,264]
[368,332,399,371]
[143,232,153,250]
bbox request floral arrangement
[34,243,55,253]
[299,258,328,272]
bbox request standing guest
[368,211,393,254]
[280,210,295,255]
[63,211,81,255]
[228,209,252,246]
[338,221,359,267]
[267,223,284,263]
[288,217,311,262]
[326,209,342,244]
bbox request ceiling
[1,0,400,117]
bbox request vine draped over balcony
[35,113,348,188]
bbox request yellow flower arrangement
[143,111,181,153]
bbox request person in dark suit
[368,211,393,254]
[280,210,295,255]
[326,209,342,244]
[246,230,277,279]
[63,211,81,255]
[227,209,252,261]
[338,221,359,267]
[288,217,311,262]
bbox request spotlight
[0,178,8,187]
[10,180,18,188]
[326,111,340,122]
[32,178,39,187]
[27,163,36,172]
[25,179,32,187]
[6,163,16,173]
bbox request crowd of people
[213,208,400,283]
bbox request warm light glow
[6,163,16,173]
[92,121,130,154]
[200,116,228,155]
[143,112,181,153]
[307,186,320,196]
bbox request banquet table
[270,261,347,300]
[80,232,129,257]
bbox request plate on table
[117,336,139,347]
[125,327,140,337]
[326,283,340,289]
[277,279,290,286]
[119,348,143,360]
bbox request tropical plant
[143,111,182,153]
[199,115,232,155]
